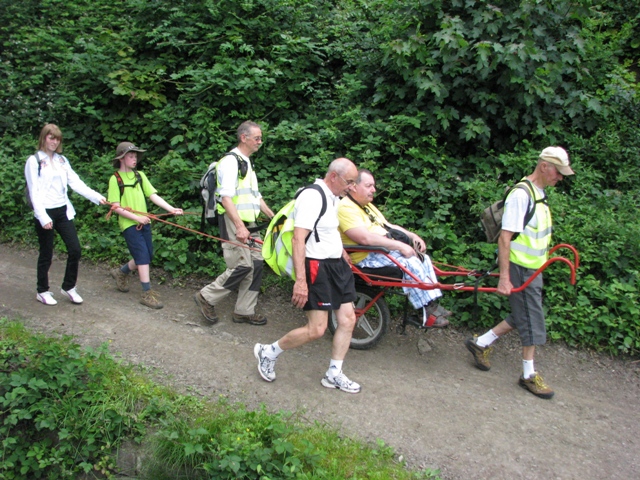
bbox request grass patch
[0,318,440,479]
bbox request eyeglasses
[337,174,356,187]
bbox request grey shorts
[504,262,546,347]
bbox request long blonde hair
[37,124,63,153]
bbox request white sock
[476,329,499,348]
[266,341,283,359]
[327,359,343,378]
[523,359,535,379]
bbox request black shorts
[304,257,356,311]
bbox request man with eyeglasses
[194,121,274,326]
[338,168,452,328]
[254,158,363,394]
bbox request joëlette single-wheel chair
[328,244,579,350]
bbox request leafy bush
[0,321,169,478]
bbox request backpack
[199,152,247,228]
[262,184,327,280]
[481,179,544,243]
[113,169,143,200]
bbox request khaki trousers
[200,213,264,315]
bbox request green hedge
[1,0,638,354]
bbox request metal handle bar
[344,244,579,294]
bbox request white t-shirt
[292,179,343,259]
[502,183,545,232]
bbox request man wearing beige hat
[465,146,574,399]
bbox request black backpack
[199,152,247,228]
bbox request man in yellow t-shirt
[338,169,451,327]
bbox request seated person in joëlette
[337,168,451,327]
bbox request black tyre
[329,287,390,350]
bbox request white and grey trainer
[321,372,361,394]
[254,343,277,382]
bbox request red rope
[105,202,262,252]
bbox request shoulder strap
[518,179,547,229]
[113,171,125,198]
[114,169,142,199]
[295,184,327,243]
[34,152,44,176]
[346,193,390,230]
[224,152,248,179]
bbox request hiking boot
[60,287,83,304]
[321,372,361,394]
[519,373,555,399]
[36,291,57,306]
[110,268,130,292]
[194,292,218,324]
[254,343,276,382]
[465,336,493,371]
[233,313,267,326]
[140,290,163,309]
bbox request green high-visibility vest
[509,182,552,270]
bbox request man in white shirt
[194,121,274,326]
[254,158,362,393]
[466,146,574,399]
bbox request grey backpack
[481,179,541,243]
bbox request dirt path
[1,245,639,479]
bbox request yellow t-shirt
[338,197,388,264]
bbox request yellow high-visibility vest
[509,182,552,269]
[217,158,261,223]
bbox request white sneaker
[254,343,277,382]
[60,287,83,304]
[37,291,57,306]
[321,372,361,394]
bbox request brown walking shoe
[233,313,267,326]
[110,268,130,292]
[194,292,218,324]
[140,290,163,309]
[519,373,555,399]
[465,336,493,371]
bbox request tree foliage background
[1,0,638,354]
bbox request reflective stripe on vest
[217,165,261,223]
[509,184,552,269]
